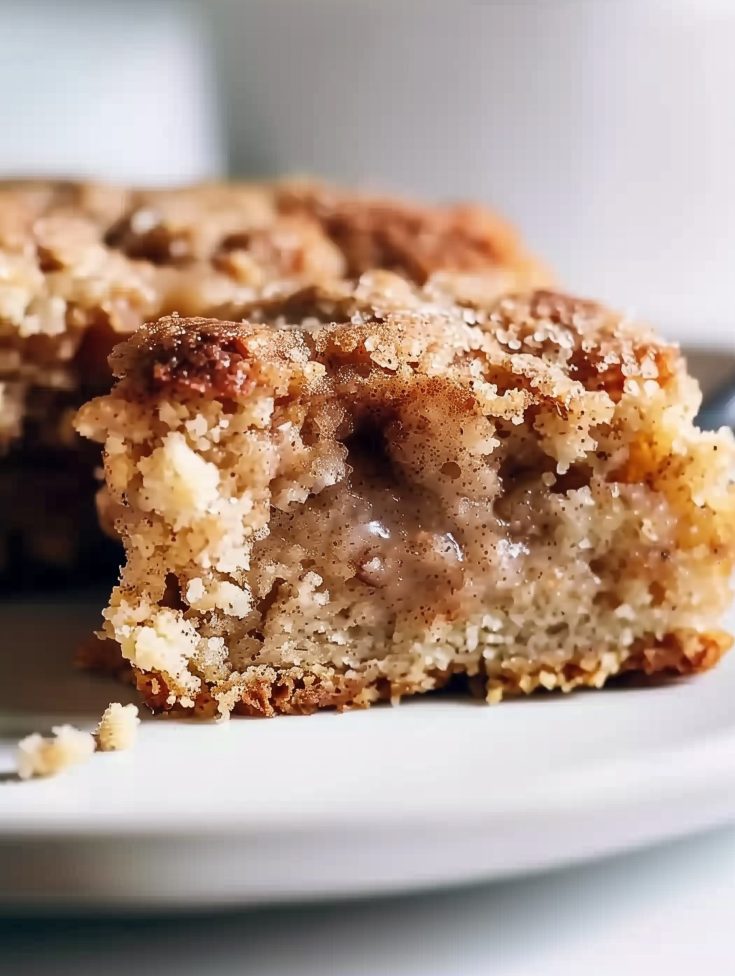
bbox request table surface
[2,823,735,975]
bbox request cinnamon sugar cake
[0,179,546,578]
[75,277,735,716]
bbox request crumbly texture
[16,724,96,780]
[0,179,548,576]
[16,702,140,779]
[95,702,140,751]
[76,279,735,716]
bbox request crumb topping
[0,179,549,576]
[0,178,548,440]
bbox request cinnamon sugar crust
[76,279,735,716]
[0,178,547,428]
[276,181,546,285]
[0,179,548,575]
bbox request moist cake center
[254,420,477,633]
[222,404,544,673]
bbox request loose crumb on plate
[16,725,96,780]
[15,701,141,779]
[95,702,140,752]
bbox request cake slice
[0,179,548,578]
[75,277,735,716]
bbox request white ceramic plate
[1,591,734,910]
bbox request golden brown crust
[109,285,682,418]
[622,629,732,677]
[116,628,731,718]
[0,178,549,433]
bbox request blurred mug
[213,0,735,344]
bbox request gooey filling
[230,418,550,669]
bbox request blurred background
[1,0,733,342]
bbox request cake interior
[76,297,735,716]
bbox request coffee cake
[75,277,735,716]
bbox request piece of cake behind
[75,278,735,716]
[0,180,549,579]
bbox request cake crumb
[95,702,140,752]
[16,725,95,780]
[15,702,141,780]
